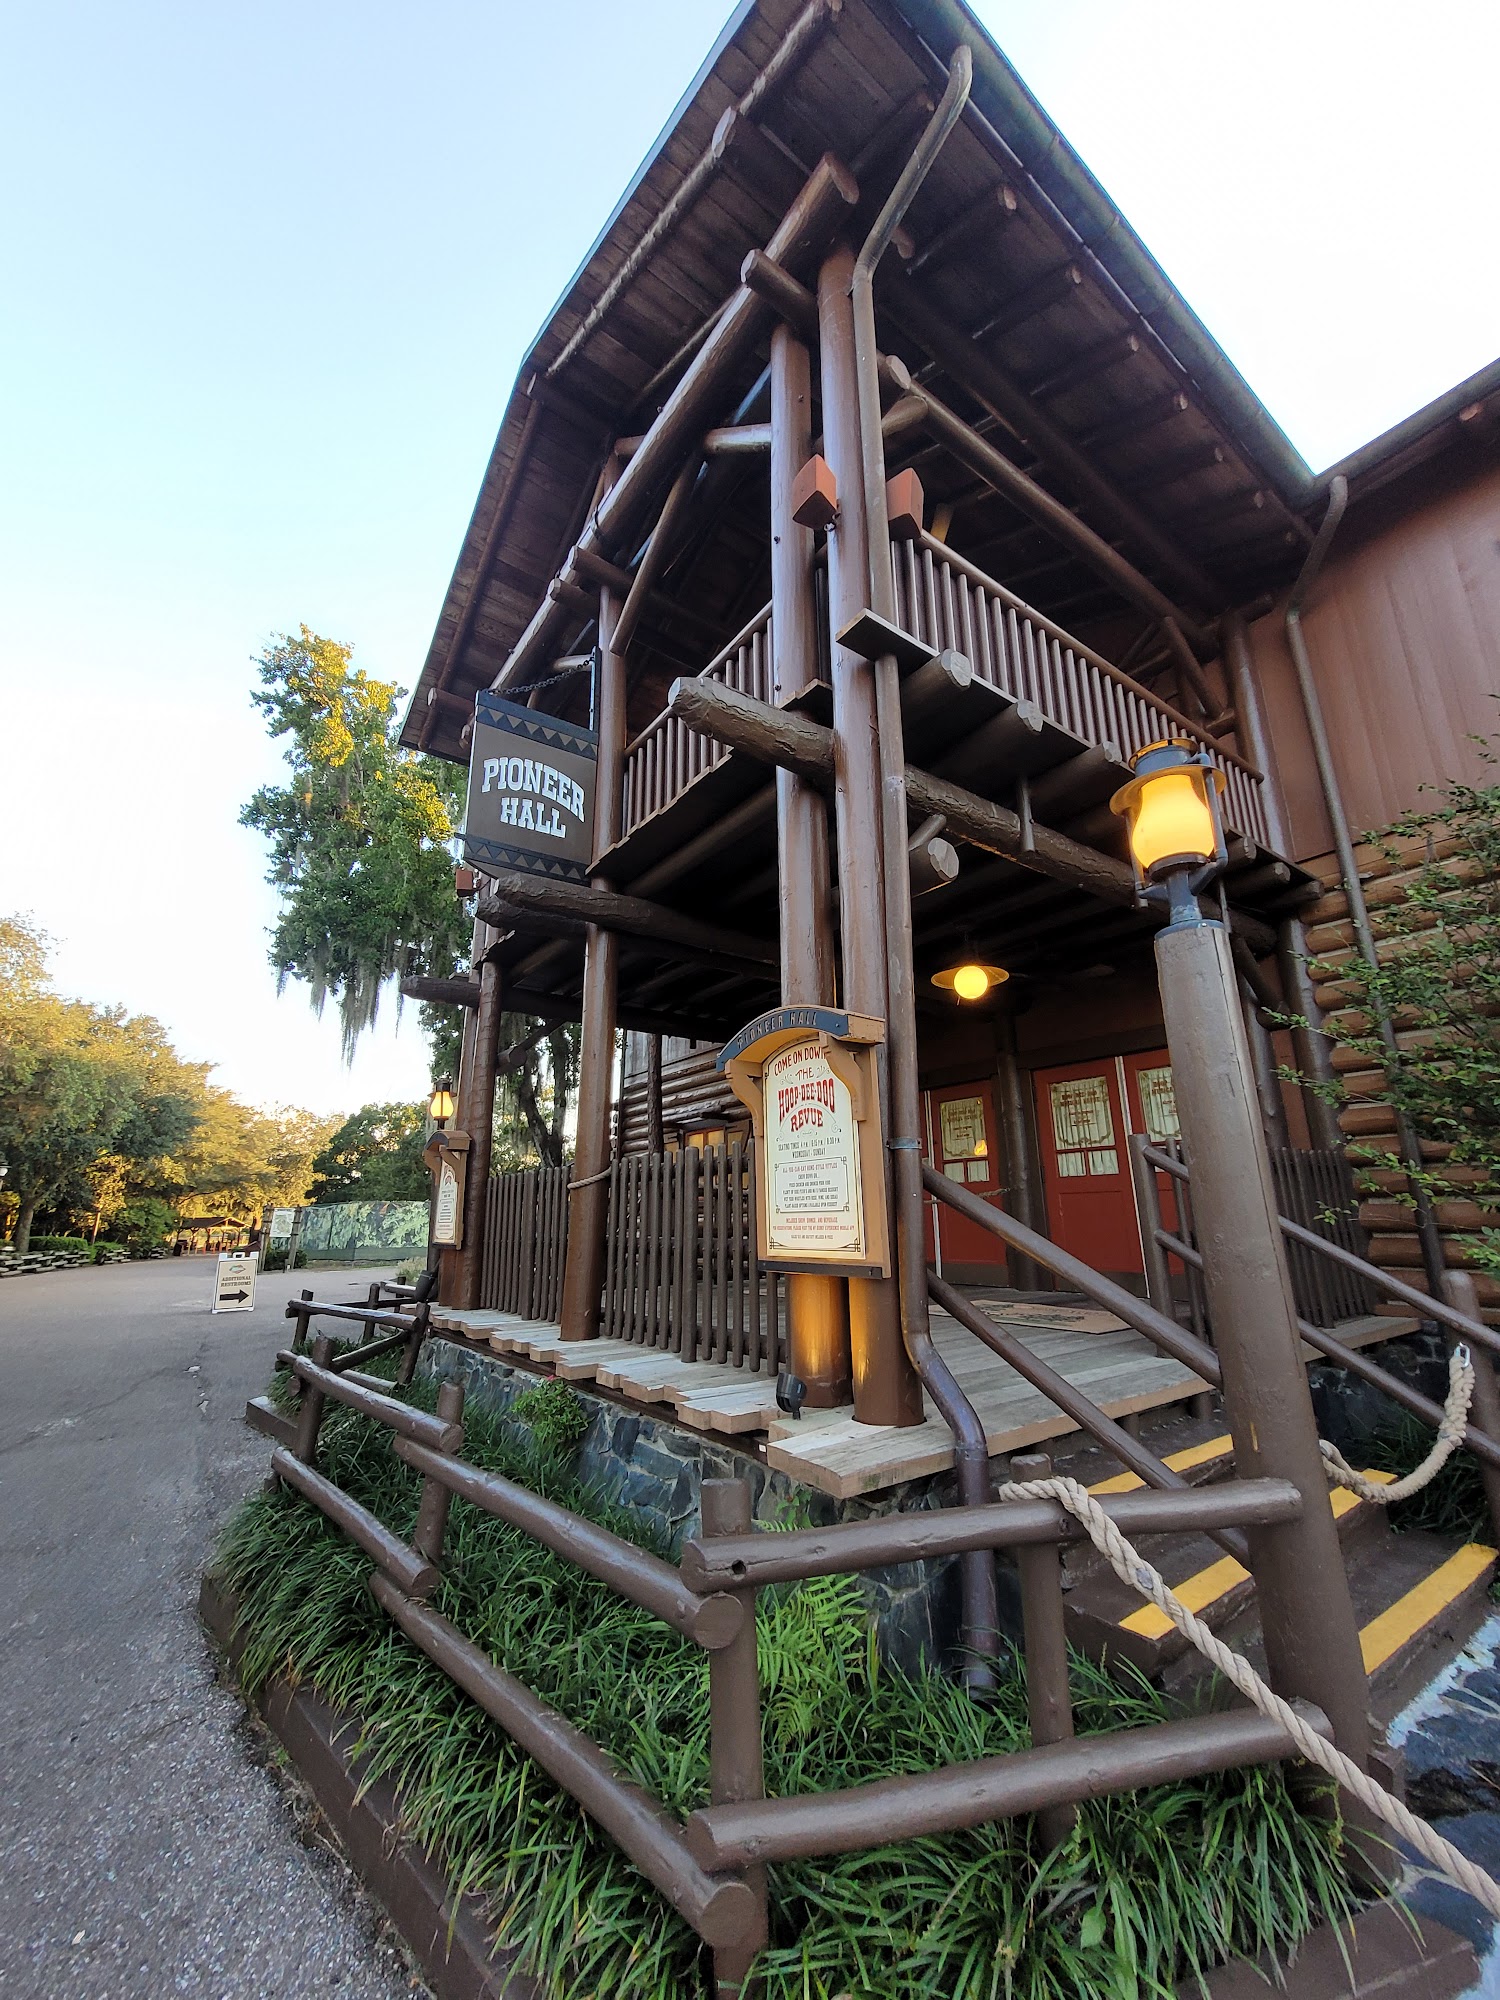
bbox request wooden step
[1065,1472,1395,1674]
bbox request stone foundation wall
[417,1339,1002,1674]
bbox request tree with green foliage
[0,917,201,1250]
[240,627,471,1065]
[242,626,581,1161]
[308,1100,429,1202]
[1311,747,1500,1274]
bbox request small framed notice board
[718,1007,890,1279]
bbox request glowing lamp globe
[1110,741,1225,883]
[932,961,1009,1002]
[428,1080,456,1125]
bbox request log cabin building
[397,0,1500,1519]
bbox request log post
[702,1479,767,1999]
[411,1379,466,1565]
[559,571,626,1340]
[770,319,851,1406]
[818,243,922,1427]
[454,950,504,1310]
[993,1011,1046,1291]
[1009,1450,1077,1849]
[1154,917,1372,1780]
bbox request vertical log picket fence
[479,1144,785,1373]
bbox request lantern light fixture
[932,961,1009,1002]
[1110,739,1227,926]
[428,1078,456,1127]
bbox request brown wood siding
[1247,458,1500,863]
[616,1042,741,1156]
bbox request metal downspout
[1284,476,1447,1294]
[850,48,1003,1689]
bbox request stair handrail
[1134,1139,1500,1366]
[921,1163,1221,1387]
[926,1268,1247,1564]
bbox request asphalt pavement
[0,1257,418,2000]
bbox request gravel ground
[0,1257,420,2000]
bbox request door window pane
[1049,1075,1119,1178]
[1136,1065,1180,1144]
[940,1096,987,1161]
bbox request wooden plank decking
[426,1300,1418,1501]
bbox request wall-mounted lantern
[1110,739,1226,925]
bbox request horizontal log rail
[246,1335,1326,1969]
[272,1449,440,1598]
[369,1573,764,1952]
[392,1437,745,1649]
[678,1478,1299,1593]
[682,1701,1332,1869]
[277,1352,464,1452]
[921,1162,1222,1386]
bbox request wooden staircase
[1046,1406,1497,1717]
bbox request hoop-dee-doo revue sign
[720,1007,890,1279]
[461,689,596,883]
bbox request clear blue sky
[2,0,1495,1116]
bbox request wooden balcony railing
[616,537,1270,850]
[891,534,1268,848]
[623,606,773,840]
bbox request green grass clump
[213,1372,1359,2000]
[509,1376,592,1456]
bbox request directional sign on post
[212,1253,257,1314]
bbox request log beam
[663,674,1276,955]
[476,873,778,976]
[399,973,733,1044]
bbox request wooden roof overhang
[401,0,1323,769]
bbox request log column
[454,946,505,1309]
[559,576,626,1340]
[992,1009,1046,1292]
[439,911,486,1306]
[1156,917,1371,1776]
[818,245,922,1426]
[770,320,850,1405]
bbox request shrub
[393,1259,424,1287]
[509,1377,592,1457]
[28,1235,91,1255]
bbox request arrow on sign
[220,1289,250,1304]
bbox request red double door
[919,1051,1181,1284]
[1033,1051,1180,1282]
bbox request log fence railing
[481,1165,569,1322]
[616,536,1271,850]
[1129,1138,1500,1539]
[242,1350,1320,1993]
[623,605,774,840]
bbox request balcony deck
[602,530,1275,888]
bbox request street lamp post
[1112,744,1374,1776]
[425,1079,455,1272]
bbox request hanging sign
[719,1007,890,1278]
[461,690,596,884]
[423,1131,470,1248]
[212,1253,257,1314]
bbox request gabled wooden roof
[403,0,1321,765]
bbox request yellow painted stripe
[1116,1474,1393,1641]
[1122,1555,1250,1638]
[1359,1545,1497,1673]
[1090,1434,1234,1497]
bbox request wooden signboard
[423,1131,470,1249]
[461,690,596,884]
[719,1007,890,1279]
